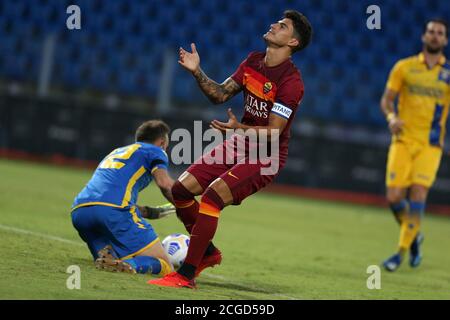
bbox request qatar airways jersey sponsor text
[244,94,270,119]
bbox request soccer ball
[162,233,190,268]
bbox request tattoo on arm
[192,69,241,104]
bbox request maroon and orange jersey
[231,51,304,161]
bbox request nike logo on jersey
[227,171,239,180]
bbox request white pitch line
[0,223,299,300]
[0,224,84,246]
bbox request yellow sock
[396,210,407,225]
[398,214,421,254]
[157,258,173,276]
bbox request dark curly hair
[284,10,313,53]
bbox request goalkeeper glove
[144,203,176,219]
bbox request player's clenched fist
[388,116,404,135]
[178,43,200,73]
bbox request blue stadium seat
[339,99,362,123]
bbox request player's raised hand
[388,116,404,135]
[178,43,200,73]
[210,108,240,132]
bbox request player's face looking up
[263,18,299,52]
[422,22,448,54]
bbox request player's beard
[424,43,443,54]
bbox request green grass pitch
[0,158,449,300]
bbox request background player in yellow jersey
[380,19,449,271]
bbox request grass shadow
[198,278,288,300]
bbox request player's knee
[386,190,404,204]
[178,172,204,194]
[172,181,197,216]
[410,194,427,203]
[409,185,428,203]
[172,180,195,202]
[201,186,226,211]
[209,179,233,206]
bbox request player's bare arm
[193,73,241,104]
[152,168,175,204]
[179,43,242,104]
[380,88,404,135]
[210,108,288,138]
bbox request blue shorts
[71,205,159,260]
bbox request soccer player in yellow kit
[380,19,449,271]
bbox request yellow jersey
[386,53,450,147]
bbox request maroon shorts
[186,139,284,205]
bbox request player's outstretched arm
[179,43,241,104]
[152,168,175,204]
[137,203,176,219]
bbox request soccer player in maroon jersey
[148,10,312,288]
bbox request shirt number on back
[99,144,141,169]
